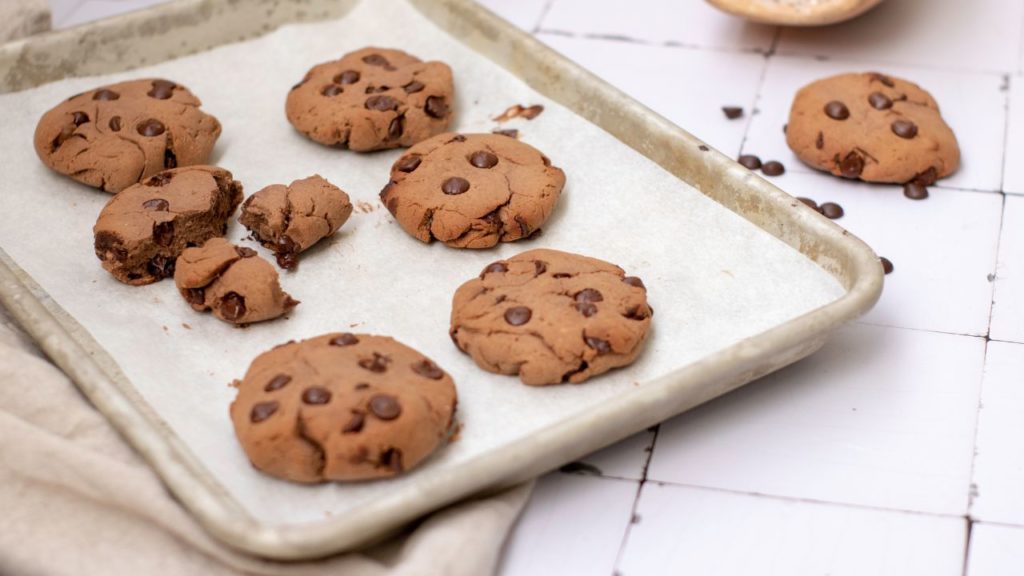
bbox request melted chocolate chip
[365,95,398,111]
[336,70,360,84]
[504,306,532,326]
[365,85,390,94]
[342,412,365,433]
[425,96,448,118]
[403,80,425,93]
[185,287,205,306]
[470,150,499,169]
[147,80,176,99]
[483,262,508,275]
[904,182,929,200]
[585,336,611,354]
[322,85,343,97]
[870,73,895,88]
[396,155,422,172]
[250,401,279,423]
[912,167,938,187]
[369,394,401,420]
[388,116,404,140]
[264,374,292,391]
[891,119,918,139]
[236,246,257,258]
[839,151,865,178]
[153,221,174,247]
[220,292,246,322]
[330,333,359,346]
[71,111,89,126]
[164,148,177,170]
[553,272,572,279]
[147,255,174,279]
[623,276,646,290]
[354,383,370,390]
[275,235,298,270]
[412,359,444,379]
[137,119,165,137]
[142,198,168,211]
[442,177,470,195]
[761,161,785,176]
[722,106,743,119]
[93,89,119,101]
[302,387,332,405]
[824,101,850,120]
[820,202,844,219]
[868,92,892,110]
[575,302,598,317]
[108,116,122,132]
[738,155,761,170]
[359,352,390,373]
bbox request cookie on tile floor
[380,133,565,249]
[450,248,652,386]
[93,166,243,285]
[786,72,959,184]
[238,175,353,270]
[34,79,222,193]
[286,47,454,151]
[230,333,458,482]
[174,238,298,324]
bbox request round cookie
[174,238,299,325]
[450,249,652,386]
[286,47,454,151]
[34,78,222,193]
[786,72,959,184]
[380,133,565,249]
[230,333,458,483]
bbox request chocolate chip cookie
[230,333,458,482]
[786,72,959,184]
[238,175,353,270]
[34,79,222,193]
[174,238,298,324]
[381,133,565,249]
[450,249,652,386]
[286,47,454,151]
[93,166,243,285]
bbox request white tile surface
[777,0,1024,74]
[541,0,776,52]
[475,0,549,32]
[538,33,766,156]
[620,483,967,576]
[1003,76,1024,195]
[966,523,1024,576]
[648,323,984,516]
[763,171,1001,336]
[743,55,1007,193]
[55,0,172,29]
[573,429,655,481]
[498,474,635,576]
[991,196,1024,343]
[970,341,1024,526]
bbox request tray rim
[0,0,884,560]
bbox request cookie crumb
[494,104,544,122]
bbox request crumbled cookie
[450,248,652,385]
[34,79,222,193]
[230,333,458,482]
[786,72,959,184]
[286,47,454,151]
[93,166,242,285]
[174,238,298,324]
[380,133,565,249]
[238,175,353,270]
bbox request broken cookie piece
[238,175,353,270]
[174,238,298,325]
[93,165,242,285]
[449,248,652,385]
[381,132,565,249]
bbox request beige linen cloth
[0,306,531,576]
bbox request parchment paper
[0,0,843,527]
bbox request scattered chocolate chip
[302,387,332,405]
[623,276,646,290]
[153,221,174,247]
[738,154,761,170]
[362,54,390,67]
[93,89,119,101]
[412,359,444,379]
[575,288,604,303]
[403,80,425,93]
[492,128,519,138]
[868,92,892,110]
[236,246,257,258]
[820,202,844,219]
[147,172,173,187]
[388,116,404,140]
[442,176,470,195]
[264,374,291,391]
[396,155,421,173]
[220,292,246,321]
[336,70,360,84]
[816,131,824,149]
[425,96,448,118]
[147,255,174,279]
[250,401,278,423]
[365,95,398,111]
[824,101,850,120]
[359,352,390,373]
[322,85,343,97]
[108,116,122,132]
[722,106,743,119]
[796,197,818,210]
[330,333,359,346]
[575,302,598,317]
[142,198,168,211]
[147,80,176,99]
[483,262,508,275]
[469,150,499,169]
[185,287,205,306]
[51,125,76,149]
[761,161,785,176]
[903,182,929,200]
[585,336,611,354]
[342,411,365,433]
[891,119,918,139]
[137,119,165,137]
[369,394,401,419]
[504,306,532,326]
[839,151,865,178]
[880,257,894,274]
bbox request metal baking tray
[0,0,882,560]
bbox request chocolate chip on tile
[891,119,918,139]
[470,151,499,168]
[330,333,359,346]
[819,202,844,219]
[738,154,762,170]
[412,359,444,379]
[342,411,365,433]
[147,80,176,100]
[880,257,894,275]
[504,306,532,326]
[796,197,818,210]
[425,96,448,118]
[722,106,743,119]
[302,387,332,405]
[903,182,929,200]
[396,155,422,172]
[220,292,246,322]
[93,89,120,101]
[365,95,398,111]
[585,336,611,354]
[824,101,850,120]
[142,198,168,211]
[868,92,893,110]
[137,119,165,137]
[761,161,785,176]
[359,352,390,373]
[250,401,279,423]
[264,374,292,391]
[369,394,401,420]
[335,70,360,84]
[442,177,470,195]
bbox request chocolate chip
[359,352,390,373]
[362,54,390,67]
[388,115,404,140]
[738,155,761,170]
[425,96,448,118]
[553,272,572,279]
[153,221,174,247]
[493,128,519,138]
[51,125,76,149]
[412,359,444,379]
[354,383,370,390]
[585,336,611,354]
[816,131,824,149]
[403,80,425,93]
[470,151,498,169]
[450,134,467,143]
[868,92,892,110]
[342,412,365,433]
[264,374,291,391]
[504,306,532,326]
[71,111,89,126]
[891,120,918,139]
[185,287,205,306]
[147,255,174,279]
[903,182,929,200]
[623,276,646,290]
[147,80,176,99]
[220,292,246,322]
[912,167,938,187]
[380,447,403,472]
[250,401,278,423]
[820,202,844,219]
[880,257,894,275]
[137,119,165,137]
[164,148,177,170]
[722,106,743,119]
[322,85,343,97]
[365,85,390,94]
[442,177,470,195]
[275,235,298,270]
[796,197,818,210]
[236,246,257,258]
[396,155,421,172]
[839,151,865,178]
[147,172,172,187]
[761,161,785,176]
[330,333,359,346]
[93,89,119,101]
[108,116,122,132]
[575,302,598,317]
[699,145,709,151]
[369,394,401,420]
[824,101,849,120]
[143,198,168,211]
[302,387,332,405]
[534,261,547,275]
[575,288,604,303]
[870,73,895,88]
[625,305,650,320]
[365,95,398,111]
[483,262,507,275]
[335,70,360,84]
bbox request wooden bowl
[706,0,884,26]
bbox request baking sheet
[0,0,844,527]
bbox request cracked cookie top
[450,248,652,386]
[34,78,222,193]
[381,132,566,249]
[286,47,454,151]
[230,333,458,483]
[785,72,959,184]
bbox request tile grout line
[610,426,660,575]
[736,27,781,158]
[531,0,557,35]
[960,335,993,576]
